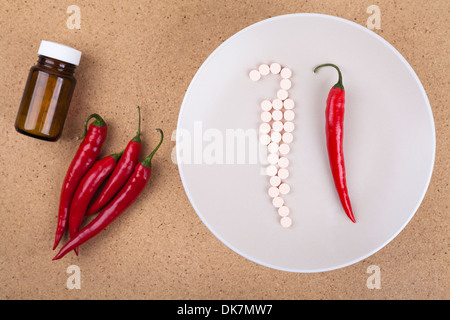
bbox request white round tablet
[283,121,295,133]
[249,70,261,81]
[268,186,280,198]
[278,168,289,180]
[282,132,294,144]
[272,99,283,110]
[267,153,279,165]
[267,142,279,154]
[277,89,289,100]
[279,143,290,155]
[270,131,282,143]
[272,110,283,121]
[280,216,292,228]
[261,111,272,123]
[270,176,281,187]
[278,206,290,217]
[278,157,289,168]
[283,99,294,110]
[280,78,292,90]
[258,64,270,76]
[272,196,284,208]
[266,165,278,177]
[261,100,272,111]
[272,121,283,132]
[259,134,271,146]
[259,122,271,134]
[280,67,292,79]
[279,183,291,195]
[284,110,295,121]
[270,63,281,74]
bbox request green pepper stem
[111,150,124,162]
[314,63,344,90]
[131,106,141,143]
[141,129,164,168]
[77,113,106,140]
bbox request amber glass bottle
[15,41,82,141]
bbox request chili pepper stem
[314,63,344,90]
[131,106,142,143]
[111,150,124,161]
[141,129,164,168]
[78,113,107,140]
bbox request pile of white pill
[249,62,295,229]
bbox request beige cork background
[0,0,448,300]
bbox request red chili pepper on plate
[52,129,164,260]
[53,114,107,250]
[87,106,142,216]
[68,151,123,255]
[314,64,356,223]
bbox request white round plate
[176,14,435,272]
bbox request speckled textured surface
[0,0,448,300]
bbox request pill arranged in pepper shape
[260,134,271,146]
[260,122,271,134]
[280,78,292,90]
[268,142,279,154]
[280,216,292,228]
[267,153,279,165]
[277,89,289,100]
[280,67,292,79]
[261,100,272,111]
[278,168,289,180]
[272,110,283,121]
[272,99,283,110]
[284,110,295,121]
[249,70,262,81]
[279,183,291,195]
[282,132,293,144]
[270,176,281,187]
[251,62,295,228]
[266,165,278,176]
[268,186,280,198]
[284,99,295,110]
[261,111,272,123]
[270,63,281,74]
[279,143,290,155]
[272,121,284,132]
[270,131,282,143]
[284,121,295,132]
[272,196,284,208]
[278,206,290,217]
[278,157,289,168]
[259,64,270,76]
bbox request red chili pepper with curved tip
[314,64,356,223]
[53,129,164,260]
[87,106,142,216]
[53,114,107,250]
[68,151,123,255]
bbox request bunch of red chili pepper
[52,107,164,260]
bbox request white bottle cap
[38,40,82,66]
